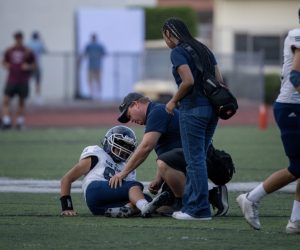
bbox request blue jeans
[179,103,218,218]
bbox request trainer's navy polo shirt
[170,45,217,105]
[145,102,182,156]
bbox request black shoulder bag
[180,43,238,120]
[206,143,235,185]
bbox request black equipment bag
[206,144,235,185]
[180,43,238,120]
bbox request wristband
[60,195,73,211]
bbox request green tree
[145,7,198,40]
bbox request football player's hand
[109,172,124,189]
[165,100,176,114]
[148,180,162,195]
[60,210,77,216]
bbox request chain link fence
[0,50,264,105]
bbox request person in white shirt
[237,8,300,234]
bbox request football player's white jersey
[81,145,136,195]
[276,28,300,104]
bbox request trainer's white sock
[136,199,148,211]
[290,200,300,222]
[247,183,267,203]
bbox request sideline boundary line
[0,178,296,193]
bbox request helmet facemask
[107,133,136,162]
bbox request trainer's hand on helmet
[60,210,77,216]
[109,172,125,188]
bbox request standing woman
[163,17,224,220]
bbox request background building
[0,0,298,104]
[213,0,299,68]
[0,0,155,103]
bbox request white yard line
[0,178,296,193]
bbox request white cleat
[236,193,261,230]
[104,206,135,218]
[286,220,300,234]
[172,211,211,221]
[141,191,169,217]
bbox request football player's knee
[128,181,144,191]
[288,158,300,178]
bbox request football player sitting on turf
[60,125,168,217]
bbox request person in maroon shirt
[1,31,35,129]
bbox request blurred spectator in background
[1,31,35,130]
[27,31,46,104]
[80,33,106,99]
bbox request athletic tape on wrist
[60,195,73,211]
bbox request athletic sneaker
[1,116,12,130]
[104,206,136,218]
[209,185,229,216]
[1,121,12,130]
[236,193,261,230]
[16,116,25,130]
[156,197,182,217]
[286,220,300,234]
[172,211,211,221]
[141,191,170,217]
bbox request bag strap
[180,43,204,74]
[180,43,226,89]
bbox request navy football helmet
[102,125,137,162]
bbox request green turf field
[0,193,298,250]
[0,126,287,181]
[0,126,297,250]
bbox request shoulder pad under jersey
[80,145,102,161]
[288,28,300,49]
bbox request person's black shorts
[157,148,186,174]
[4,82,29,98]
[157,148,186,205]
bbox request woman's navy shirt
[170,45,217,105]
